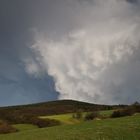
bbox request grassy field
[100,110,114,118]
[40,113,79,124]
[39,110,114,124]
[0,113,140,140]
[13,124,38,131]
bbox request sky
[0,0,140,106]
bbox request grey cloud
[27,0,140,104]
[0,0,60,106]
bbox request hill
[0,99,124,117]
[0,100,126,131]
[0,99,139,139]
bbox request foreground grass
[13,124,38,131]
[0,114,140,140]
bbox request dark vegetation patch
[0,121,17,134]
[72,110,100,121]
[111,103,140,118]
[84,112,99,121]
[72,110,83,119]
[25,117,61,128]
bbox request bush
[72,110,83,119]
[111,109,134,118]
[0,121,17,134]
[132,104,140,113]
[84,112,99,121]
[111,110,122,118]
[30,117,61,128]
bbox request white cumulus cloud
[26,0,140,104]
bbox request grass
[40,110,114,124]
[0,113,140,140]
[40,113,81,124]
[13,124,38,131]
[100,110,114,118]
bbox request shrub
[30,117,61,128]
[72,110,83,119]
[111,109,134,118]
[84,112,99,121]
[131,103,140,113]
[0,121,17,134]
[111,110,122,118]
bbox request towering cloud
[25,0,140,104]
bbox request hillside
[0,99,139,139]
[0,99,127,133]
[0,100,124,117]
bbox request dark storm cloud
[127,0,139,4]
[0,0,60,106]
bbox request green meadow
[40,113,79,124]
[0,113,140,140]
[39,110,114,124]
[13,124,38,131]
